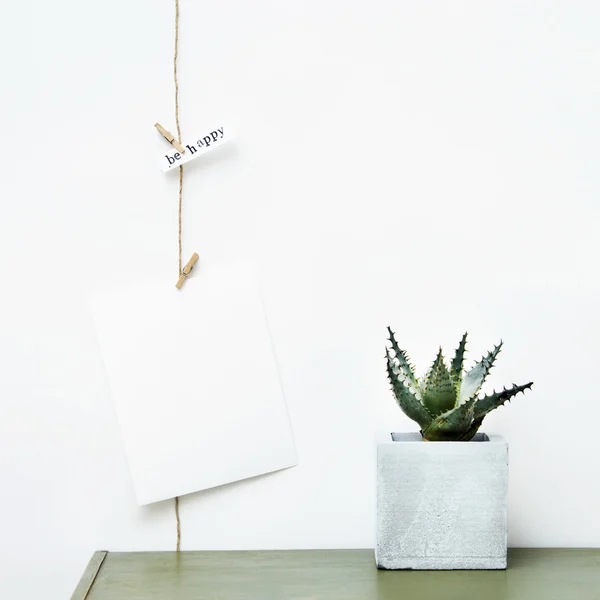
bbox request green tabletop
[72,549,600,600]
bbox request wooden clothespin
[155,123,185,154]
[176,253,199,289]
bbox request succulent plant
[385,328,533,441]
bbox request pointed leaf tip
[386,329,419,392]
[386,351,432,429]
[459,341,504,404]
[450,332,468,390]
[473,381,534,420]
[421,350,456,416]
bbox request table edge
[70,551,108,600]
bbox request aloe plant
[386,328,533,441]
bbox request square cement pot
[376,432,508,570]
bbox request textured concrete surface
[376,433,508,570]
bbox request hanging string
[175,495,182,551]
[174,0,184,275]
[174,0,183,551]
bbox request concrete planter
[376,432,508,570]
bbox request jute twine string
[175,495,181,552]
[174,0,183,552]
[174,0,184,276]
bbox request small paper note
[91,260,297,505]
[160,125,230,172]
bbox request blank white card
[92,260,297,505]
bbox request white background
[1,1,599,598]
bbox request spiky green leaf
[387,328,419,391]
[421,349,442,395]
[386,349,432,428]
[458,341,503,404]
[474,382,534,420]
[421,348,457,415]
[450,332,468,387]
[422,398,476,441]
[456,416,485,441]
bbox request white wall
[1,1,599,598]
